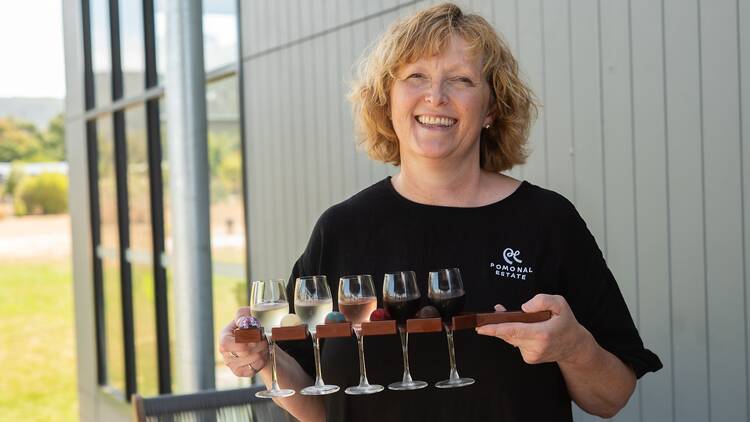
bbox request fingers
[476,322,527,344]
[223,340,269,378]
[521,294,565,315]
[226,353,267,377]
[494,304,507,312]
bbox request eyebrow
[399,62,479,76]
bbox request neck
[393,156,484,207]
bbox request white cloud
[0,0,66,98]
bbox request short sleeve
[278,218,327,379]
[559,204,663,379]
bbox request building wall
[241,1,749,421]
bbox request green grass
[0,257,249,422]
[0,259,78,421]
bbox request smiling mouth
[415,115,457,128]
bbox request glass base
[345,384,384,395]
[255,388,296,398]
[388,380,428,391]
[435,377,475,389]
[301,384,340,396]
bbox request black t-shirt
[281,177,662,422]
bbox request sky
[0,0,65,99]
[0,0,236,100]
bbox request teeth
[417,115,456,127]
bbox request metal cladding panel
[239,1,750,421]
[700,1,747,421]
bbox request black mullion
[143,0,158,88]
[81,0,107,386]
[109,0,136,401]
[82,0,96,110]
[235,0,252,299]
[143,0,172,394]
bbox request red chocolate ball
[369,308,391,321]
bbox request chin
[409,138,458,159]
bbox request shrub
[14,173,68,215]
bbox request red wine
[339,297,377,328]
[429,294,465,322]
[384,297,421,324]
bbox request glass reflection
[206,76,245,268]
[202,0,238,71]
[125,105,158,396]
[153,0,166,82]
[119,0,145,97]
[90,0,111,106]
[97,115,124,393]
[207,76,247,389]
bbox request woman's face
[389,35,494,167]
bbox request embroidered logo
[503,248,523,265]
[491,248,533,280]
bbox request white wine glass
[295,275,339,395]
[251,279,295,398]
[338,274,383,395]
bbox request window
[95,114,125,394]
[83,0,247,399]
[125,104,159,396]
[119,0,146,97]
[206,75,250,389]
[203,0,239,71]
[89,0,111,107]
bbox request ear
[483,101,497,128]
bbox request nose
[425,81,447,105]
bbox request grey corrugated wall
[240,1,748,421]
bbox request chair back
[131,386,297,422]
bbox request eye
[407,73,425,80]
[452,76,475,86]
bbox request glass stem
[268,337,281,391]
[355,330,371,387]
[312,333,325,387]
[399,327,413,383]
[445,326,460,381]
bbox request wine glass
[427,268,475,388]
[251,279,295,398]
[383,271,428,391]
[295,275,339,395]
[338,274,383,395]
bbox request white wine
[251,301,288,335]
[295,299,333,333]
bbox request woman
[219,3,662,421]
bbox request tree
[41,113,65,161]
[0,117,43,162]
[0,115,65,163]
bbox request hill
[0,97,64,129]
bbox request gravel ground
[0,214,70,259]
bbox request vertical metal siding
[701,1,746,421]
[630,0,673,420]
[240,1,749,420]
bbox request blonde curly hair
[349,2,538,172]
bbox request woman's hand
[475,294,594,365]
[219,307,269,378]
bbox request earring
[484,123,490,129]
